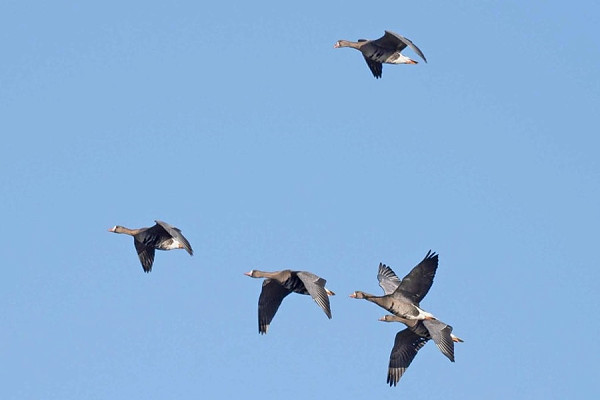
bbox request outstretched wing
[383,30,427,63]
[295,271,332,319]
[361,54,383,78]
[377,263,402,295]
[134,239,155,273]
[387,328,429,386]
[370,31,408,52]
[396,250,439,304]
[422,319,455,362]
[258,279,292,334]
[155,220,194,255]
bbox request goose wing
[370,31,408,51]
[155,220,194,255]
[422,319,455,362]
[359,39,390,78]
[377,263,402,295]
[382,30,427,63]
[361,54,383,78]
[295,271,332,319]
[362,31,409,67]
[395,250,438,303]
[134,239,155,273]
[258,279,292,334]
[387,328,429,386]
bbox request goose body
[349,290,435,320]
[334,30,427,79]
[245,269,335,334]
[350,251,439,321]
[109,220,193,272]
[381,315,464,349]
[379,314,463,386]
[373,254,462,385]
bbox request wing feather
[395,250,439,303]
[387,328,429,386]
[154,220,194,255]
[422,319,455,362]
[134,239,155,273]
[295,271,332,319]
[383,30,427,63]
[377,263,402,295]
[258,279,291,334]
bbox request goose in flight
[108,220,193,272]
[245,269,335,334]
[334,30,427,78]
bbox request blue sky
[2,1,599,398]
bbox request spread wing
[370,31,408,51]
[295,271,332,319]
[383,30,427,63]
[422,319,455,362]
[258,279,292,334]
[155,220,194,255]
[377,263,402,295]
[395,250,438,304]
[387,328,429,386]
[134,239,155,273]
[362,54,383,78]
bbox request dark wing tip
[135,241,155,273]
[363,56,383,78]
[387,368,404,386]
[424,249,438,259]
[141,259,153,272]
[259,317,269,334]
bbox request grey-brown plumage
[382,318,458,386]
[386,328,428,386]
[108,220,193,272]
[334,30,427,78]
[380,315,463,385]
[244,269,335,334]
[377,261,460,359]
[350,251,439,320]
[378,251,437,304]
[375,253,463,385]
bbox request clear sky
[2,1,599,399]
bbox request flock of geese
[107,27,455,388]
[109,216,462,386]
